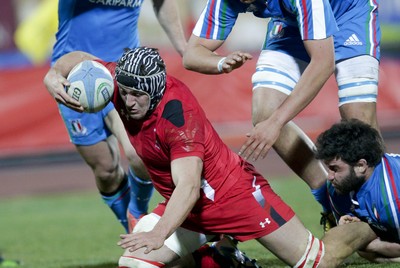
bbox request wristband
[217,57,226,73]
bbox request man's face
[324,158,366,195]
[118,83,150,120]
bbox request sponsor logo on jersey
[70,119,87,136]
[259,218,271,228]
[89,0,142,8]
[344,34,363,46]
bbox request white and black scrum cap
[115,47,166,113]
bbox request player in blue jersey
[44,0,187,233]
[315,119,400,263]
[183,0,380,232]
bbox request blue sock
[127,168,154,219]
[101,177,130,232]
[311,183,331,212]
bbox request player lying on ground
[315,119,400,263]
[48,47,377,268]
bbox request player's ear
[354,159,368,174]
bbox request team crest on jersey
[373,204,380,221]
[70,119,87,136]
[269,22,284,39]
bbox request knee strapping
[118,256,164,268]
[336,55,379,105]
[294,232,325,268]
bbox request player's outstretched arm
[322,221,377,267]
[183,34,252,74]
[104,109,151,181]
[153,0,187,56]
[118,156,202,254]
[43,51,99,111]
[358,238,400,263]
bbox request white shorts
[252,50,307,95]
[335,55,379,106]
[252,51,379,106]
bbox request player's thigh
[339,102,378,129]
[59,103,121,171]
[252,87,287,124]
[257,215,310,267]
[252,50,306,124]
[76,135,121,175]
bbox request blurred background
[0,0,399,196]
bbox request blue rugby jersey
[351,153,400,242]
[193,0,380,62]
[52,0,143,64]
[192,0,337,62]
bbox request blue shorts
[59,101,114,146]
[332,0,380,62]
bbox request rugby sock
[127,167,154,219]
[101,176,131,232]
[311,183,331,212]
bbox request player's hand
[118,230,165,254]
[338,215,360,225]
[220,51,253,73]
[43,68,84,112]
[239,118,281,161]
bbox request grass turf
[1,176,398,267]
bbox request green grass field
[1,176,398,267]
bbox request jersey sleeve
[192,0,241,40]
[289,0,338,40]
[159,99,206,161]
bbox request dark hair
[315,119,385,167]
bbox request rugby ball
[66,60,114,113]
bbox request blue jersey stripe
[382,157,400,239]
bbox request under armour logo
[259,218,271,228]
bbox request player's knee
[118,256,164,268]
[294,232,326,268]
[94,164,125,191]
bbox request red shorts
[153,169,295,241]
